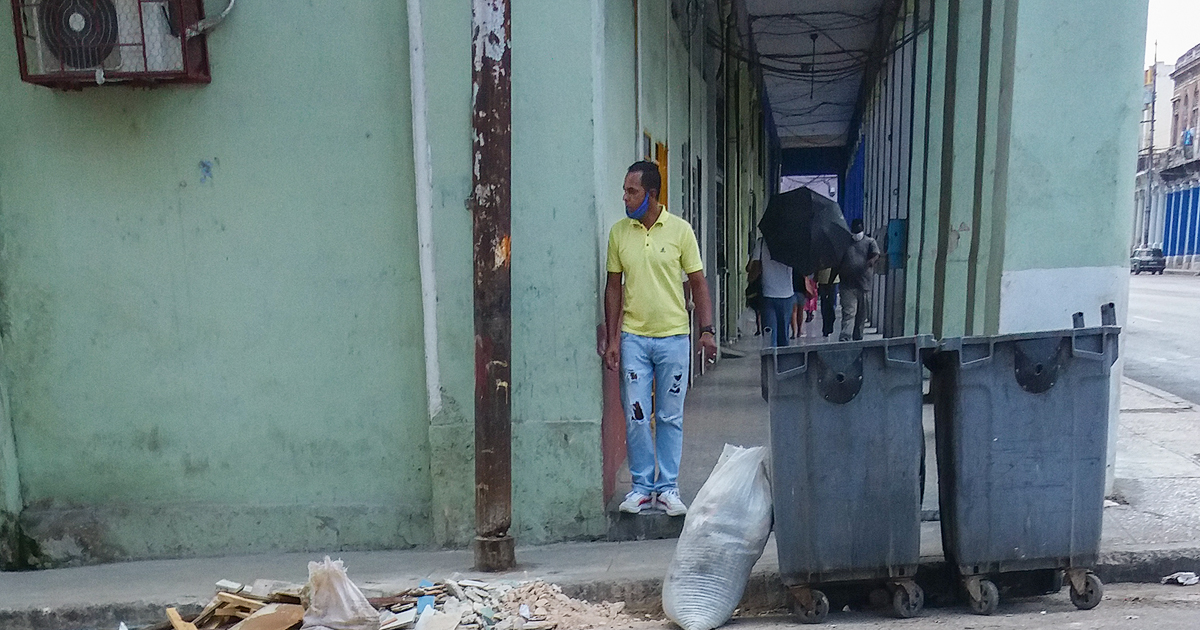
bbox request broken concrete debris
[146,571,631,630]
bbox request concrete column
[1132,189,1144,247]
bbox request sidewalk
[3,342,1200,630]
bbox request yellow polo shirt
[606,208,703,337]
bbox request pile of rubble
[144,574,633,630]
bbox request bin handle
[958,341,995,367]
[883,339,920,366]
[772,347,808,378]
[1071,329,1117,363]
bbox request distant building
[1144,63,1175,152]
[1156,44,1200,269]
[1133,62,1174,249]
[1170,44,1200,154]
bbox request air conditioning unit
[11,0,210,88]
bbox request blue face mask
[626,193,651,220]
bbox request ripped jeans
[620,332,690,496]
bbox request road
[1125,273,1200,404]
[617,583,1200,629]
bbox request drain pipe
[407,0,442,420]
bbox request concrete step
[605,508,684,542]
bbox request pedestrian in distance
[791,274,818,338]
[816,267,839,337]
[837,219,880,341]
[745,250,765,336]
[603,161,717,517]
[749,236,795,348]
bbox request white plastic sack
[301,557,381,630]
[663,444,773,630]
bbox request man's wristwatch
[700,325,715,337]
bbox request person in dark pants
[815,267,838,337]
[837,219,880,341]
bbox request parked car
[1130,247,1166,274]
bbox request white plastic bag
[301,557,381,630]
[663,444,773,630]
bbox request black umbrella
[757,187,854,277]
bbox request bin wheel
[792,590,829,624]
[892,583,924,618]
[968,579,999,616]
[1069,573,1103,610]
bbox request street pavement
[1126,273,1200,404]
[705,583,1200,630]
[602,583,1200,629]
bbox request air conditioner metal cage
[11,0,210,87]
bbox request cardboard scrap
[228,603,305,630]
[249,579,304,603]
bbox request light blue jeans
[620,332,690,496]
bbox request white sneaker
[656,489,688,516]
[619,491,654,514]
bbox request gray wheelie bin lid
[763,335,935,585]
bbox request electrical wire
[187,0,236,38]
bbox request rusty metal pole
[471,0,515,572]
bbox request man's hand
[604,272,623,372]
[603,341,621,371]
[700,332,717,364]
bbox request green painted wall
[0,2,431,566]
[600,0,639,270]
[509,0,607,543]
[0,0,736,567]
[1000,1,1144,274]
[419,0,478,549]
[872,0,1143,336]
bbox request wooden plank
[191,597,223,628]
[217,591,268,611]
[166,607,199,630]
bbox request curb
[1096,546,1200,584]
[1122,377,1195,409]
[566,546,1200,614]
[558,547,1200,615]
[3,548,1199,629]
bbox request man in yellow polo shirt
[603,161,717,516]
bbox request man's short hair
[850,218,864,233]
[628,161,661,197]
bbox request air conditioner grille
[12,0,210,87]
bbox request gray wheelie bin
[764,336,935,624]
[929,308,1119,615]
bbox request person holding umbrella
[749,236,794,347]
[837,219,880,341]
[756,186,855,338]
